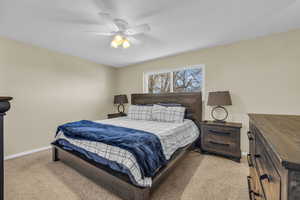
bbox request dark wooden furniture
[107,112,127,119]
[52,92,202,200]
[0,97,13,200]
[200,121,242,162]
[247,114,300,200]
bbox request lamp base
[117,104,125,113]
[211,106,228,122]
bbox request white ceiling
[0,0,300,67]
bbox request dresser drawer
[248,125,256,163]
[255,173,266,200]
[255,138,281,200]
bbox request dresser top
[249,114,300,170]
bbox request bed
[51,92,202,200]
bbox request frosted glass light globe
[111,40,118,48]
[122,39,130,48]
[114,35,123,45]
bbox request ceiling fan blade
[85,31,115,36]
[124,24,151,35]
[127,36,140,44]
[95,32,115,36]
[113,18,129,31]
[98,12,120,32]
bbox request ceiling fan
[88,12,151,49]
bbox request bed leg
[52,147,59,161]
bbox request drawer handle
[209,141,230,146]
[247,176,261,200]
[260,174,270,182]
[247,154,253,167]
[208,129,231,135]
[254,154,261,158]
[250,191,261,198]
[247,176,253,200]
[247,131,254,141]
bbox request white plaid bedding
[152,104,186,123]
[54,117,199,187]
[127,105,152,120]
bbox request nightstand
[107,113,127,119]
[200,121,242,162]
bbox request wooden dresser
[247,114,300,200]
[0,97,13,200]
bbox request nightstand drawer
[203,125,239,141]
[204,125,239,134]
[203,137,237,153]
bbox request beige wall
[0,37,116,156]
[116,29,300,152]
[2,29,300,156]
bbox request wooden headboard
[131,92,202,128]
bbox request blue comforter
[55,120,167,178]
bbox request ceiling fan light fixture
[111,40,119,48]
[92,12,151,49]
[122,39,130,48]
[114,35,123,45]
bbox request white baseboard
[4,146,51,160]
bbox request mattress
[54,117,199,187]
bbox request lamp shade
[114,95,128,104]
[207,91,232,106]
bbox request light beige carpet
[5,150,249,200]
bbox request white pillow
[152,104,185,123]
[127,105,153,120]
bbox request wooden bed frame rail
[52,142,194,200]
